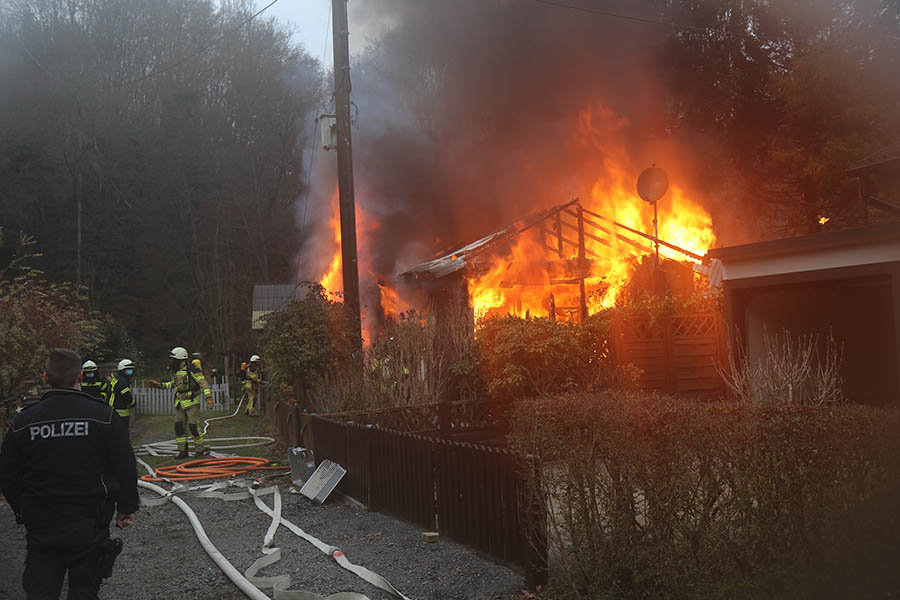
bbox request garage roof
[707,222,900,263]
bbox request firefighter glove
[206,397,213,409]
[147,379,161,389]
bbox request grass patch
[132,411,290,475]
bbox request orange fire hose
[140,456,290,482]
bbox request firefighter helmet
[118,358,135,371]
[250,355,261,363]
[169,347,189,360]
[82,360,98,372]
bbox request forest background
[0,0,897,373]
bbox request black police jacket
[0,388,139,531]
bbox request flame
[317,104,717,335]
[319,186,400,346]
[319,187,343,296]
[467,105,716,321]
[818,215,830,225]
[379,284,408,319]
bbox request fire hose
[140,456,287,482]
[135,396,276,459]
[137,469,412,600]
[135,427,413,598]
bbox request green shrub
[476,312,615,400]
[510,392,900,599]
[0,231,101,422]
[259,282,366,412]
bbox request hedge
[510,392,900,599]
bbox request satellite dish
[636,166,669,203]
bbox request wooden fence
[133,377,232,414]
[323,398,511,444]
[264,393,303,448]
[613,312,725,397]
[309,414,547,586]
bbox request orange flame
[319,187,343,297]
[320,105,717,333]
[467,105,716,321]
[319,186,397,346]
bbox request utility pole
[332,0,363,355]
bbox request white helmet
[250,355,261,363]
[82,360,98,372]
[118,358,135,371]
[169,347,189,360]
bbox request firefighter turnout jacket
[245,364,262,390]
[0,389,139,533]
[80,379,108,403]
[107,375,135,418]
[162,365,211,409]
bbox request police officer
[80,360,108,403]
[107,359,136,432]
[0,348,138,599]
[148,347,211,458]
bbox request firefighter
[244,355,263,417]
[107,359,136,433]
[238,361,248,405]
[80,360,108,403]
[148,347,211,458]
[0,348,138,599]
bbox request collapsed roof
[400,198,702,281]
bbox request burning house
[399,195,725,398]
[400,198,706,323]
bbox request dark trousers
[23,528,105,600]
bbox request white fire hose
[136,432,413,599]
[135,397,276,459]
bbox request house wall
[725,262,900,404]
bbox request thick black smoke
[303,1,691,288]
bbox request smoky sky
[302,0,708,285]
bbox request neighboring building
[707,222,900,404]
[251,284,309,330]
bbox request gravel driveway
[0,473,530,600]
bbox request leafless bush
[370,311,448,406]
[719,327,844,405]
[307,366,376,414]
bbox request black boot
[176,447,189,459]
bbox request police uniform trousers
[23,515,109,600]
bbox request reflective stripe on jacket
[107,376,134,417]
[162,367,210,409]
[80,380,108,403]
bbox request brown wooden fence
[264,392,304,448]
[323,398,511,444]
[613,312,725,397]
[309,415,547,586]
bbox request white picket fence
[133,377,233,415]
